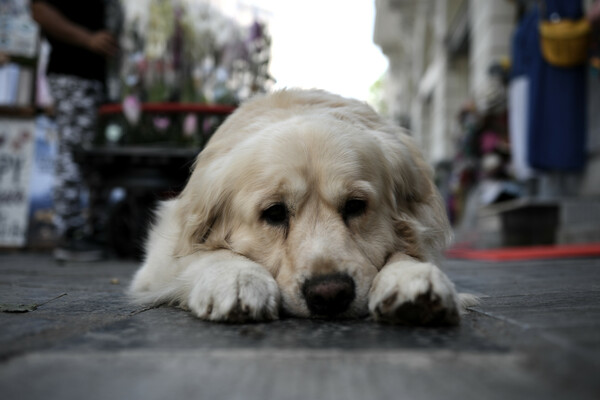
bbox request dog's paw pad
[374,288,459,326]
[369,262,460,326]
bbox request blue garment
[511,9,538,79]
[525,0,587,171]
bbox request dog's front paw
[187,261,280,322]
[368,261,459,326]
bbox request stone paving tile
[0,253,599,400]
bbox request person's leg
[48,74,104,261]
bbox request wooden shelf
[0,106,36,118]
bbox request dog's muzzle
[302,273,356,317]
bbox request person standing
[31,0,121,261]
[526,0,587,195]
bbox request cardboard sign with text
[0,119,35,247]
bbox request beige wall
[468,0,514,108]
[374,0,516,164]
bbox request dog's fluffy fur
[129,89,476,324]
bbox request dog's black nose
[302,273,355,316]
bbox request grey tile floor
[0,253,599,400]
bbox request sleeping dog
[129,89,476,325]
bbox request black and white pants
[48,74,104,237]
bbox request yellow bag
[539,17,591,67]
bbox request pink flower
[183,114,197,137]
[153,116,170,132]
[480,131,500,154]
[123,95,141,125]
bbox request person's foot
[54,232,105,262]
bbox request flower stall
[77,0,273,257]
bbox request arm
[31,1,117,57]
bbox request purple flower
[249,20,263,41]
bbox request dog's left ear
[382,129,452,261]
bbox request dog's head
[174,90,450,318]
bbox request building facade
[374,0,514,164]
[374,0,600,245]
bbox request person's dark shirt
[33,0,106,82]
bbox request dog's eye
[261,203,289,226]
[342,199,367,220]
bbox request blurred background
[0,0,599,258]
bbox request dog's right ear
[173,200,215,258]
[172,164,230,258]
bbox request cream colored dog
[129,89,476,325]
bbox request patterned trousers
[47,74,104,236]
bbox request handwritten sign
[0,119,35,247]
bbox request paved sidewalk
[0,253,599,400]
